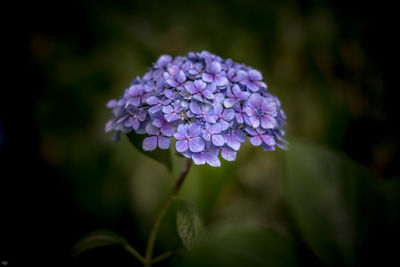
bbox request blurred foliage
[1,0,398,266]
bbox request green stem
[151,249,184,264]
[144,159,192,266]
[124,244,146,264]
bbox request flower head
[106,51,287,166]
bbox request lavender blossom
[106,51,287,166]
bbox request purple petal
[166,79,179,87]
[214,74,228,87]
[167,65,179,76]
[204,114,217,124]
[225,135,241,151]
[152,118,163,128]
[143,136,158,151]
[177,70,186,84]
[162,105,174,114]
[231,70,247,82]
[106,100,118,108]
[221,147,236,161]
[156,54,172,67]
[146,124,159,135]
[212,134,225,146]
[132,119,140,130]
[192,153,206,165]
[243,106,255,116]
[124,117,134,127]
[126,97,140,107]
[260,115,276,129]
[137,110,147,121]
[247,93,262,109]
[161,124,174,137]
[202,73,214,83]
[146,96,159,105]
[174,124,188,140]
[249,116,260,128]
[247,82,259,92]
[222,108,235,121]
[262,143,276,151]
[233,129,247,142]
[219,120,231,131]
[194,79,206,90]
[214,93,225,104]
[237,91,250,100]
[245,127,257,136]
[202,131,211,141]
[193,94,204,102]
[248,69,262,81]
[184,82,197,94]
[188,125,201,138]
[210,61,221,74]
[202,89,214,100]
[232,84,242,96]
[164,113,180,122]
[223,98,236,108]
[105,120,115,132]
[149,105,162,114]
[261,134,276,146]
[164,89,176,99]
[262,98,277,114]
[158,136,171,149]
[211,123,222,134]
[235,113,244,124]
[250,136,262,146]
[201,104,214,115]
[176,140,189,152]
[204,151,221,167]
[189,137,205,152]
[190,102,201,114]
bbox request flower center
[256,108,264,115]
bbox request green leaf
[177,223,298,267]
[126,131,172,172]
[176,199,202,250]
[284,139,381,266]
[71,230,128,258]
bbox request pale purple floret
[191,148,221,167]
[223,84,250,108]
[221,126,247,151]
[174,124,205,153]
[189,102,216,123]
[165,70,187,89]
[185,80,214,102]
[202,61,228,87]
[161,102,182,122]
[243,93,277,129]
[143,124,171,151]
[106,50,287,167]
[126,84,145,107]
[212,104,235,130]
[240,69,267,92]
[221,146,237,161]
[202,123,225,146]
[125,106,147,130]
[151,114,174,136]
[146,96,171,114]
[245,127,276,148]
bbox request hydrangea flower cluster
[106,51,287,167]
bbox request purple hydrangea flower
[174,124,205,153]
[106,51,287,166]
[202,61,228,87]
[243,93,277,129]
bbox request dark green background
[1,0,398,266]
